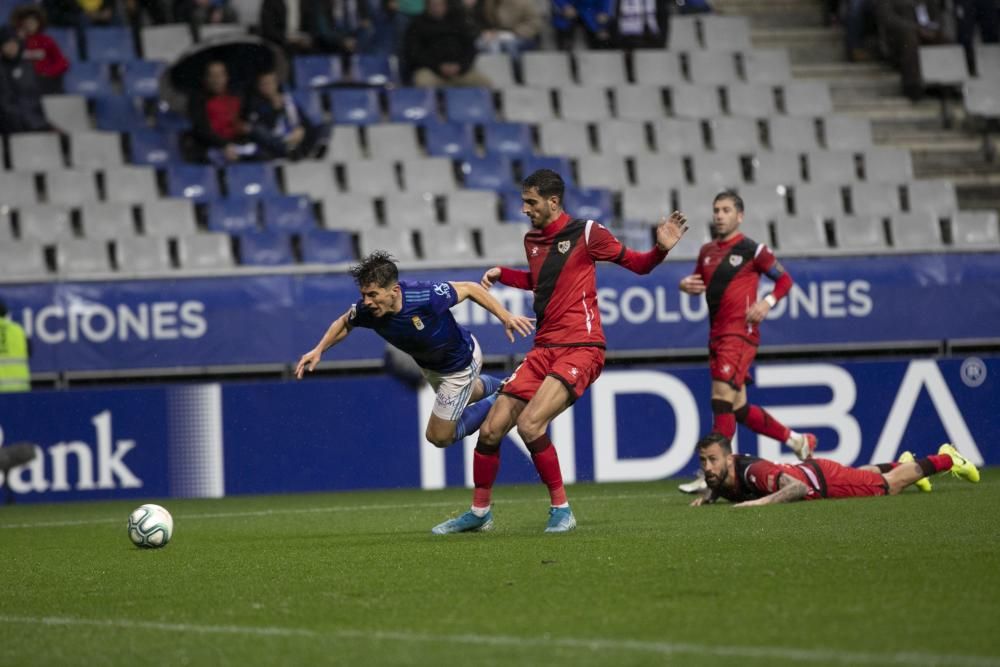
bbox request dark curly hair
[349,250,398,288]
[696,432,732,454]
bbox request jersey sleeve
[428,282,459,314]
[587,221,668,273]
[346,300,371,329]
[743,460,784,495]
[753,244,793,300]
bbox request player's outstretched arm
[733,475,809,507]
[679,274,705,294]
[480,267,501,289]
[689,488,717,507]
[655,210,689,252]
[452,281,535,343]
[294,311,352,379]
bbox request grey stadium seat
[575,50,627,87]
[0,240,49,278]
[521,52,572,88]
[176,233,235,269]
[685,51,739,85]
[674,185,719,219]
[652,118,706,153]
[197,23,246,41]
[690,153,744,189]
[951,211,1000,248]
[737,214,771,246]
[849,182,901,217]
[142,199,199,237]
[708,116,761,153]
[42,95,92,132]
[792,183,844,219]
[366,123,422,160]
[863,147,913,181]
[538,120,593,157]
[597,120,652,156]
[323,125,364,162]
[632,154,687,189]
[751,151,802,185]
[623,187,673,222]
[632,50,683,86]
[918,45,970,86]
[833,215,888,251]
[401,157,457,195]
[56,238,111,275]
[963,80,1000,119]
[103,166,160,203]
[17,204,75,242]
[670,83,722,118]
[558,86,612,122]
[420,227,476,260]
[823,116,874,151]
[614,85,668,121]
[663,220,711,261]
[141,24,194,61]
[71,131,123,168]
[781,82,834,116]
[80,202,137,239]
[476,52,515,87]
[45,169,99,205]
[907,179,958,216]
[320,194,378,230]
[383,193,438,227]
[343,159,402,195]
[889,212,942,251]
[116,236,174,274]
[699,15,751,51]
[446,190,499,225]
[359,227,418,260]
[479,223,526,264]
[973,45,1000,79]
[806,151,857,184]
[668,15,700,51]
[500,87,555,123]
[577,154,632,190]
[738,184,789,221]
[282,161,338,198]
[743,49,792,84]
[726,84,777,118]
[773,215,829,253]
[10,132,64,171]
[0,211,11,242]
[0,171,40,207]
[768,117,820,151]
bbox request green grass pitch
[2,475,999,666]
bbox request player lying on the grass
[690,432,980,507]
[296,250,535,448]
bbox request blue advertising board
[0,355,995,503]
[1,252,998,373]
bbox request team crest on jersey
[531,246,539,256]
[411,316,424,330]
[557,240,571,254]
[433,282,451,297]
[729,255,743,267]
[722,363,732,374]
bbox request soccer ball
[127,504,174,548]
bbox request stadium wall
[0,356,995,503]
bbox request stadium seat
[104,166,160,203]
[140,24,193,61]
[690,153,744,189]
[329,88,381,125]
[445,190,499,225]
[400,157,457,195]
[737,213,771,244]
[500,189,525,221]
[667,15,700,50]
[806,151,857,184]
[94,96,148,131]
[142,199,198,236]
[71,131,123,168]
[85,26,137,62]
[863,147,914,181]
[751,151,802,185]
[500,87,555,123]
[0,171,39,207]
[423,121,476,158]
[918,45,970,87]
[320,193,378,229]
[294,55,343,89]
[738,184,789,221]
[225,163,280,198]
[479,224,527,263]
[557,86,611,122]
[421,226,476,260]
[301,229,356,264]
[352,54,398,86]
[768,117,820,151]
[889,212,942,250]
[116,236,173,274]
[383,193,438,227]
[833,215,888,250]
[565,187,613,222]
[80,202,137,238]
[166,164,222,201]
[849,182,901,217]
[42,95,92,132]
[443,87,495,124]
[670,83,722,118]
[743,49,792,84]
[614,85,668,121]
[196,23,245,41]
[475,52,514,87]
[726,84,778,117]
[781,81,834,116]
[238,231,295,266]
[632,154,687,189]
[45,169,99,205]
[773,215,829,253]
[575,50,627,87]
[56,238,111,274]
[622,187,672,222]
[17,204,74,242]
[521,51,571,88]
[708,116,761,153]
[47,27,80,61]
[122,60,167,98]
[262,195,318,232]
[674,185,723,218]
[823,116,873,151]
[367,123,422,160]
[700,15,751,50]
[154,107,192,131]
[10,132,64,171]
[537,120,592,157]
[0,240,49,278]
[343,159,401,195]
[176,233,235,269]
[652,118,706,153]
[207,198,259,233]
[63,61,114,97]
[521,155,574,184]
[324,125,364,161]
[359,227,418,260]
[907,179,958,216]
[291,89,326,127]
[951,211,1000,248]
[792,183,844,219]
[661,219,710,261]
[460,155,513,190]
[631,50,683,85]
[483,122,534,158]
[686,51,740,85]
[387,87,438,123]
[577,154,631,190]
[599,118,653,156]
[128,128,182,166]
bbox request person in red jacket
[431,169,688,534]
[11,5,68,95]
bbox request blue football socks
[453,392,499,443]
[479,374,503,396]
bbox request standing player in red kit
[689,433,980,507]
[678,191,815,494]
[432,169,689,534]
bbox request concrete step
[793,62,895,80]
[751,27,843,64]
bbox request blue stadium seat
[85,26,137,62]
[291,89,325,126]
[225,163,280,197]
[154,107,192,131]
[293,55,342,89]
[484,122,534,158]
[424,121,476,158]
[443,87,495,124]
[461,155,513,190]
[328,88,380,125]
[238,231,295,265]
[94,95,148,131]
[63,62,114,97]
[207,198,260,233]
[301,229,356,263]
[47,27,80,61]
[262,195,318,232]
[167,164,221,201]
[122,60,166,98]
[565,187,613,222]
[387,87,438,124]
[521,155,575,184]
[501,189,525,221]
[352,54,398,86]
[128,129,182,165]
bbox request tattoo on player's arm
[764,475,810,504]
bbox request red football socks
[528,436,568,507]
[740,404,791,443]
[927,454,953,473]
[472,448,500,509]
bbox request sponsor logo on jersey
[558,240,571,254]
[729,255,743,267]
[531,246,539,256]
[570,367,579,377]
[411,316,424,330]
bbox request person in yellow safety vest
[0,299,30,392]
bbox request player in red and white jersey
[689,433,980,507]
[678,191,815,494]
[432,169,689,534]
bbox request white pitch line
[0,614,996,667]
[0,491,669,530]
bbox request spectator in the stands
[11,5,68,95]
[551,0,614,50]
[174,0,238,30]
[243,69,322,160]
[366,0,407,56]
[184,60,258,163]
[42,0,118,29]
[302,0,374,56]
[461,0,542,55]
[612,0,670,50]
[875,0,948,101]
[401,0,490,87]
[954,0,999,75]
[842,0,878,62]
[0,26,54,134]
[124,0,171,28]
[260,0,314,54]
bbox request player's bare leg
[425,376,505,448]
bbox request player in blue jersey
[295,251,535,447]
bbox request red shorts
[709,335,757,389]
[810,459,888,499]
[502,346,605,403]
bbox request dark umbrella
[159,35,288,112]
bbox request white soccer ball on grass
[127,503,174,548]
